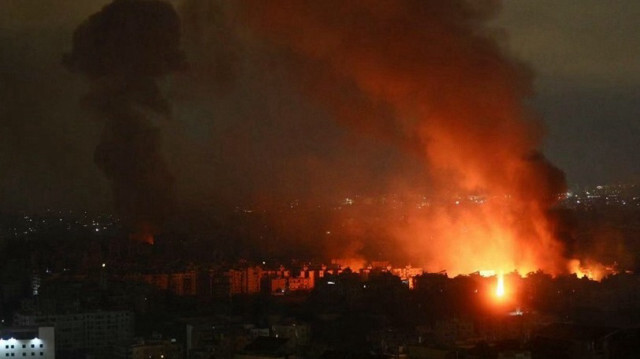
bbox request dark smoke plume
[64,0,185,243]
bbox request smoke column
[243,0,568,274]
[64,0,185,243]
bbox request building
[234,337,290,359]
[497,351,531,359]
[391,266,424,289]
[14,311,133,357]
[186,318,254,359]
[531,323,613,359]
[271,321,310,354]
[0,327,55,358]
[229,267,263,295]
[270,278,287,295]
[126,271,198,297]
[114,338,183,359]
[268,269,316,295]
[433,319,474,344]
[406,345,456,359]
[287,277,313,292]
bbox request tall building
[0,327,55,358]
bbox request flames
[128,222,156,245]
[129,231,155,245]
[496,272,505,298]
[568,259,618,281]
[241,0,573,277]
[391,191,570,277]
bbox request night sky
[1,0,639,213]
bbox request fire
[568,259,616,281]
[479,270,508,302]
[129,222,156,245]
[394,198,563,277]
[331,258,366,272]
[496,272,505,298]
[129,231,154,245]
[478,270,511,305]
[245,0,569,275]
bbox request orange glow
[129,232,154,245]
[129,222,155,245]
[332,258,366,272]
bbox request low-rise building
[0,327,55,358]
[14,311,133,357]
[114,338,183,359]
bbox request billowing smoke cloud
[64,0,185,243]
[240,0,569,274]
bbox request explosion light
[479,270,496,277]
[496,272,505,298]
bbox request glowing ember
[496,272,505,298]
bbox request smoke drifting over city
[59,0,607,274]
[239,0,568,274]
[64,0,186,243]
